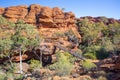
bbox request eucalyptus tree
[0,16,15,66]
[12,20,40,74]
[76,18,111,59]
[107,22,120,54]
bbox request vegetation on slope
[76,17,120,59]
[0,15,120,79]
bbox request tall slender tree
[12,20,40,74]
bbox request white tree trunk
[40,50,42,67]
[19,48,23,74]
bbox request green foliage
[29,59,42,69]
[101,37,114,52]
[54,32,65,37]
[48,52,73,76]
[0,38,13,58]
[96,47,109,59]
[81,59,97,70]
[14,74,24,80]
[97,76,107,80]
[0,69,7,80]
[0,71,24,80]
[84,52,97,60]
[0,16,14,58]
[12,20,40,51]
[77,17,120,59]
[0,75,7,80]
[6,72,14,80]
[12,20,40,56]
[63,52,77,63]
[0,62,22,80]
[0,15,15,29]
[83,45,109,59]
[77,18,107,46]
[0,16,40,61]
[0,15,8,25]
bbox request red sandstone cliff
[0,4,81,61]
[0,4,75,28]
[0,4,81,39]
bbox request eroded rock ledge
[0,4,81,39]
[0,4,75,28]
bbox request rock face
[0,4,81,62]
[3,5,28,22]
[1,4,76,29]
[24,4,41,24]
[99,55,120,72]
[1,4,79,39]
[0,8,5,15]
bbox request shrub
[96,47,109,59]
[0,15,8,25]
[0,75,7,80]
[14,74,24,80]
[81,59,97,70]
[63,52,77,63]
[54,32,65,37]
[97,76,107,80]
[84,52,97,60]
[29,59,42,69]
[47,52,73,76]
[0,70,7,80]
[6,72,14,80]
[77,18,120,60]
[6,72,24,80]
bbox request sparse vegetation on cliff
[0,4,120,80]
[76,17,120,60]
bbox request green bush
[29,59,42,69]
[54,32,65,37]
[76,17,120,60]
[14,74,24,80]
[0,15,8,25]
[6,72,14,80]
[0,70,7,80]
[81,59,97,70]
[0,75,7,80]
[48,52,73,76]
[84,52,97,60]
[97,76,107,80]
[96,47,109,59]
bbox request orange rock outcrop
[0,4,81,62]
[0,4,80,39]
[1,4,76,29]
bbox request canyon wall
[0,4,81,61]
[0,4,81,39]
[0,4,75,27]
